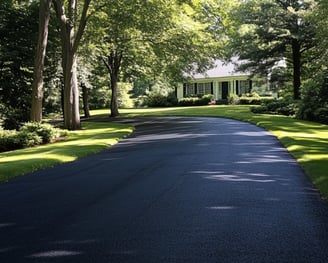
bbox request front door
[222,82,229,100]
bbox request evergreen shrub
[297,75,328,124]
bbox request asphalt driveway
[1,117,328,262]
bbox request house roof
[191,58,249,79]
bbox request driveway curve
[1,117,328,262]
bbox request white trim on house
[177,59,256,100]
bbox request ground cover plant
[0,122,133,182]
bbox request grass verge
[110,105,328,199]
[0,121,133,182]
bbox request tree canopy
[227,0,317,99]
[1,0,328,129]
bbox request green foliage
[178,94,213,106]
[19,122,59,144]
[136,78,178,107]
[0,122,60,152]
[0,122,133,181]
[229,92,274,105]
[2,110,29,130]
[227,93,240,105]
[297,75,328,124]
[228,0,317,99]
[0,129,41,152]
[0,130,19,152]
[144,93,178,107]
[239,93,274,105]
[16,130,42,148]
[251,99,299,116]
[117,82,134,108]
[0,2,38,125]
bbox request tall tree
[308,0,328,72]
[52,0,91,130]
[228,0,317,100]
[87,0,220,117]
[30,0,52,122]
[0,1,38,128]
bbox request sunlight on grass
[0,122,133,182]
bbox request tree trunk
[102,50,122,118]
[30,0,51,122]
[81,82,90,118]
[62,50,81,130]
[53,0,91,130]
[292,39,301,100]
[110,74,119,117]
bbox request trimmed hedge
[178,94,214,106]
[228,93,274,105]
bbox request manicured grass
[0,122,133,182]
[110,105,328,199]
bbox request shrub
[227,93,240,105]
[251,99,298,116]
[0,122,63,153]
[16,130,42,148]
[0,130,19,152]
[144,92,178,107]
[19,122,59,143]
[178,94,213,106]
[178,97,199,106]
[0,129,42,152]
[229,92,274,105]
[239,97,261,105]
[250,105,268,114]
[297,76,328,123]
[313,107,328,124]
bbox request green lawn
[0,122,133,182]
[1,105,328,201]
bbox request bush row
[0,122,64,153]
[251,73,328,125]
[228,93,274,105]
[251,99,298,116]
[178,94,214,106]
[143,93,178,107]
[251,98,328,124]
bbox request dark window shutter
[211,82,214,94]
[194,83,197,94]
[183,83,186,97]
[236,80,239,95]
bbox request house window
[197,82,213,95]
[185,83,195,96]
[239,80,250,94]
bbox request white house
[177,59,260,101]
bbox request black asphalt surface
[1,117,328,263]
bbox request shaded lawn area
[110,105,328,199]
[0,122,134,182]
